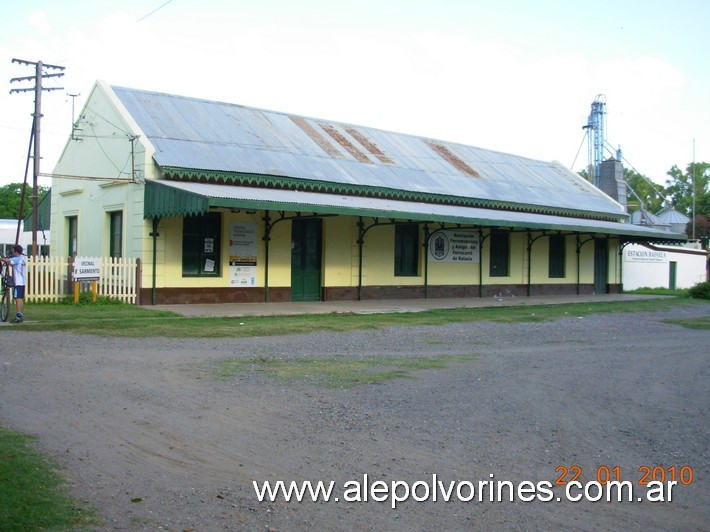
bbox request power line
[138,0,175,22]
[571,130,587,171]
[83,104,134,136]
[603,139,665,201]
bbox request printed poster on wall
[229,222,257,286]
[428,230,480,263]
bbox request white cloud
[1,2,708,189]
[595,56,685,112]
[28,10,52,33]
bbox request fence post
[67,256,75,300]
[135,258,142,305]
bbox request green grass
[213,354,476,387]
[663,316,710,330]
[11,297,705,338]
[624,287,690,297]
[0,426,99,530]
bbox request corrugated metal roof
[656,207,690,224]
[112,86,626,219]
[629,209,667,227]
[145,180,684,240]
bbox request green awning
[22,189,52,231]
[144,179,686,241]
[145,179,211,218]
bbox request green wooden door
[594,239,608,294]
[669,261,677,290]
[291,218,322,301]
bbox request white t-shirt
[10,255,26,286]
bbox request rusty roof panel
[424,140,481,178]
[345,126,394,164]
[289,116,344,159]
[319,123,372,164]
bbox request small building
[0,218,50,257]
[656,206,690,235]
[622,242,707,290]
[625,205,707,290]
[49,81,685,305]
[629,209,669,232]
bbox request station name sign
[73,257,101,281]
[624,249,667,263]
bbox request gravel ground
[1,303,709,531]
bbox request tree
[0,182,50,219]
[662,162,710,241]
[664,162,710,217]
[624,168,666,213]
[577,166,667,213]
[687,214,710,242]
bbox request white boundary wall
[623,243,708,290]
[0,219,50,256]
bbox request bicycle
[1,258,11,322]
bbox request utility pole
[68,92,82,141]
[10,58,65,257]
[692,139,696,241]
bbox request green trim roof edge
[143,180,685,241]
[159,166,627,223]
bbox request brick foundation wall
[140,283,619,305]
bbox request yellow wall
[266,217,292,287]
[143,214,617,290]
[424,228,481,286]
[608,238,621,284]
[427,258,480,286]
[518,234,621,286]
[323,216,357,287]
[527,234,576,284]
[156,211,269,288]
[361,225,420,286]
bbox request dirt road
[1,303,708,530]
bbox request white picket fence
[26,256,141,304]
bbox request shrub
[688,281,710,300]
[57,291,126,305]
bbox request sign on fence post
[73,258,101,303]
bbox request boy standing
[2,245,26,323]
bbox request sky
[0,0,708,190]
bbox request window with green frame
[548,234,566,278]
[394,224,419,276]
[67,216,78,258]
[489,230,509,277]
[109,211,123,258]
[182,212,221,276]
